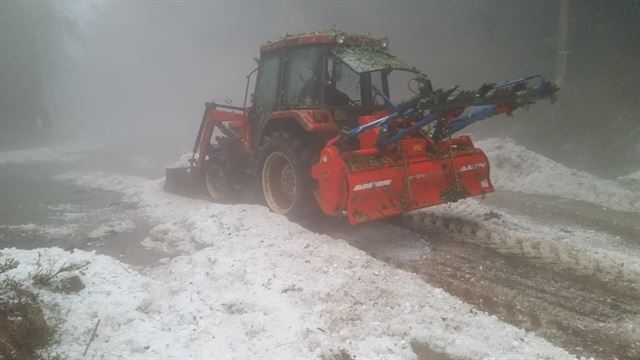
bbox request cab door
[250,51,282,149]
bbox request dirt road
[312,191,640,359]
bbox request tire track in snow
[482,190,639,246]
[406,200,640,289]
[314,218,640,359]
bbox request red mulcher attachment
[313,74,557,224]
[313,118,493,224]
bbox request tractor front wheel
[259,130,316,219]
[205,151,236,201]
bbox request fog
[2,0,639,175]
[2,4,640,358]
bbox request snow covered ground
[399,138,640,290]
[411,197,640,285]
[478,138,640,213]
[617,170,640,193]
[87,220,136,239]
[2,137,638,358]
[618,170,640,181]
[0,223,78,239]
[0,198,138,246]
[1,171,577,359]
[0,143,96,165]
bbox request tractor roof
[260,32,334,53]
[333,47,414,74]
[260,31,381,53]
[260,31,416,74]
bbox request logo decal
[353,179,392,191]
[458,163,487,172]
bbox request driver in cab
[324,72,351,107]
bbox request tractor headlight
[379,37,389,49]
[336,34,346,44]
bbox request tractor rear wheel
[259,130,316,219]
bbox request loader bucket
[164,166,204,196]
[312,136,494,224]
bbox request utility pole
[555,0,570,86]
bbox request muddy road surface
[0,152,165,266]
[311,192,640,359]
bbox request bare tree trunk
[30,2,51,143]
[555,0,570,86]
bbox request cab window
[285,46,323,108]
[334,61,361,105]
[254,53,281,116]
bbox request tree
[0,1,80,149]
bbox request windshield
[386,69,421,104]
[333,60,361,105]
[325,56,421,108]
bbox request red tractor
[165,31,557,224]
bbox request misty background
[1,0,639,177]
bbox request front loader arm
[192,102,249,173]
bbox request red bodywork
[311,114,494,224]
[195,106,250,172]
[259,32,380,53]
[195,106,493,225]
[267,109,338,132]
[261,33,335,53]
[190,31,496,224]
[194,106,337,171]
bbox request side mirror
[424,79,433,94]
[414,76,433,95]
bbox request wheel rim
[205,165,226,200]
[262,151,297,214]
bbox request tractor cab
[250,32,425,141]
